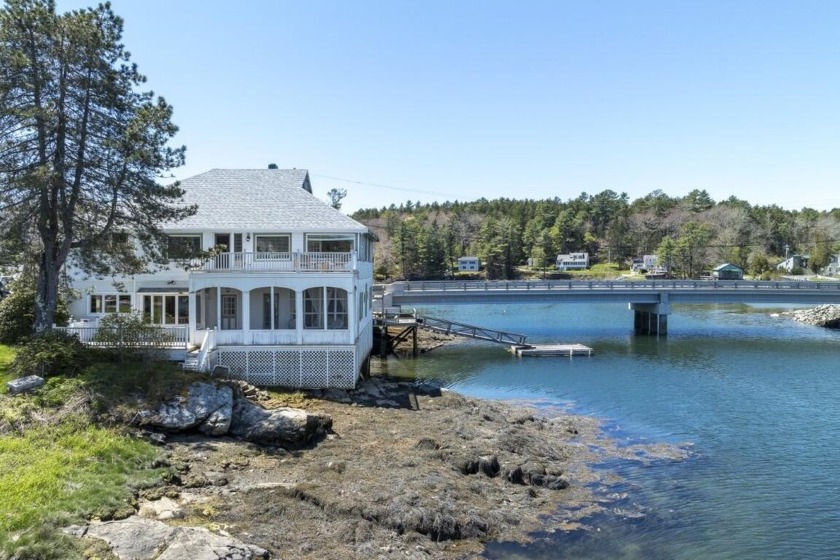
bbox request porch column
[188,291,196,345]
[296,290,304,344]
[216,285,222,331]
[270,287,275,330]
[242,289,250,344]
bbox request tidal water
[376,302,840,559]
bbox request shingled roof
[167,169,367,232]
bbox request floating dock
[510,343,594,357]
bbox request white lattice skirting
[214,346,360,389]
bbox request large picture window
[167,235,202,259]
[255,235,290,258]
[306,234,353,253]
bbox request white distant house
[66,168,377,389]
[631,254,662,274]
[457,256,480,272]
[777,255,809,273]
[556,252,589,271]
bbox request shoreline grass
[0,345,172,558]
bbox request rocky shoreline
[70,376,689,559]
[783,304,840,328]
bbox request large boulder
[135,381,331,447]
[7,375,45,395]
[138,382,233,435]
[229,397,332,447]
[67,517,268,560]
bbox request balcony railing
[198,251,357,273]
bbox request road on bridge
[380,279,840,307]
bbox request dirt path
[157,377,688,559]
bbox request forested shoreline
[352,189,840,281]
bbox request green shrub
[10,331,91,378]
[93,313,173,363]
[0,278,70,344]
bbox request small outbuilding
[712,263,744,280]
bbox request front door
[221,294,237,330]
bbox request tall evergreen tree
[0,0,194,333]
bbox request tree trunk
[34,242,62,334]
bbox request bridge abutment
[630,298,670,336]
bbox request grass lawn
[0,343,15,385]
[0,347,172,558]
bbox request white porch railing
[195,328,216,371]
[200,251,357,273]
[56,325,189,348]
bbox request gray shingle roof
[166,169,367,232]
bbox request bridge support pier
[630,299,670,336]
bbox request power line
[311,173,451,197]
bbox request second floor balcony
[195,251,360,273]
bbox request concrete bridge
[378,279,840,335]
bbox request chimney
[268,163,278,169]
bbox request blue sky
[56,0,840,213]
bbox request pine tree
[0,0,195,333]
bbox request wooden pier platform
[510,343,594,357]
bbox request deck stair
[417,315,527,346]
[181,349,200,371]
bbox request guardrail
[401,280,840,292]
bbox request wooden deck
[510,343,593,357]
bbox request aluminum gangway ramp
[417,315,527,346]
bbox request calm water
[376,302,840,559]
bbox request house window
[142,294,189,325]
[167,235,202,259]
[304,288,324,329]
[90,294,131,314]
[306,234,353,253]
[327,288,348,329]
[255,235,290,258]
[304,287,347,330]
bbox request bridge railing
[402,280,840,292]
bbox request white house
[457,256,479,271]
[776,255,809,273]
[556,252,589,271]
[631,254,667,275]
[66,168,376,389]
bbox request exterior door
[214,233,243,268]
[221,294,237,330]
